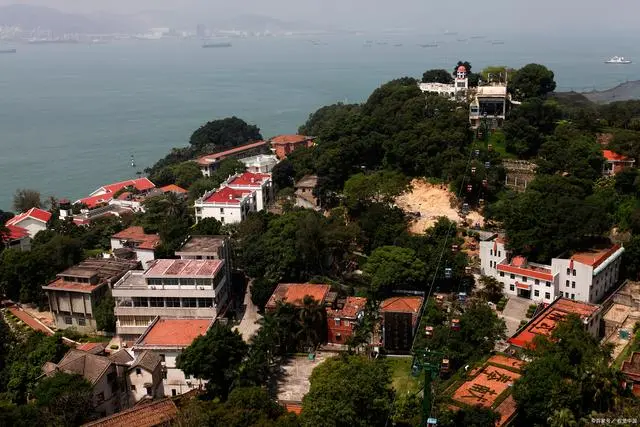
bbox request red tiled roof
[603,150,633,162]
[112,226,161,250]
[270,134,313,145]
[571,244,622,268]
[380,296,423,314]
[101,177,155,195]
[204,186,252,204]
[283,403,302,415]
[266,283,331,309]
[497,263,554,281]
[327,297,367,319]
[77,193,113,208]
[507,298,600,348]
[2,225,29,241]
[228,172,271,187]
[138,318,212,347]
[116,192,132,201]
[5,207,52,226]
[160,184,188,194]
[196,141,268,166]
[42,277,101,293]
[145,259,224,277]
[82,398,178,427]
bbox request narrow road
[233,281,262,342]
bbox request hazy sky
[0,0,636,32]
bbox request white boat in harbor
[605,56,632,64]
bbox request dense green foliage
[422,69,454,84]
[300,355,394,427]
[509,63,557,100]
[94,290,116,333]
[33,372,93,427]
[12,189,42,212]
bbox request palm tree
[162,192,185,218]
[547,408,577,427]
[296,296,327,352]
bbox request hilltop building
[469,85,510,130]
[379,296,424,352]
[480,237,624,304]
[196,141,270,177]
[240,154,279,173]
[603,149,635,176]
[270,135,315,160]
[418,65,469,100]
[110,226,161,269]
[294,175,320,210]
[42,259,140,333]
[326,296,366,345]
[5,207,51,238]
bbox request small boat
[605,56,632,64]
[419,43,438,48]
[0,49,16,54]
[202,42,232,48]
[491,40,505,45]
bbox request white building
[2,225,31,251]
[240,154,279,173]
[175,235,233,284]
[110,226,160,269]
[112,258,229,342]
[469,85,509,130]
[194,186,255,225]
[480,237,624,304]
[227,172,273,211]
[126,350,164,404]
[132,317,213,396]
[5,207,51,238]
[418,65,469,100]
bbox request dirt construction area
[395,179,484,234]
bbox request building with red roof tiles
[110,226,161,269]
[82,397,178,427]
[265,283,332,312]
[159,184,188,194]
[1,225,31,251]
[194,185,255,225]
[5,207,51,238]
[196,140,270,177]
[227,172,273,211]
[42,259,140,333]
[603,149,635,176]
[133,317,214,396]
[269,134,315,160]
[507,297,602,350]
[379,296,424,353]
[481,237,624,304]
[111,259,229,342]
[76,177,156,208]
[326,296,367,344]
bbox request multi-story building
[469,85,509,130]
[194,186,255,225]
[326,297,366,345]
[480,237,624,304]
[379,296,423,353]
[42,259,140,333]
[240,154,279,173]
[132,317,214,396]
[110,226,161,269]
[196,141,270,177]
[76,177,156,209]
[2,225,30,251]
[112,259,229,342]
[270,134,315,160]
[418,65,469,100]
[603,149,635,176]
[127,350,164,404]
[265,283,332,312]
[294,175,320,210]
[226,172,273,211]
[175,235,233,282]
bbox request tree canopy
[510,63,557,100]
[12,189,42,212]
[190,116,263,152]
[422,69,453,84]
[364,246,426,295]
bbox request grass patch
[387,357,423,395]
[613,331,640,369]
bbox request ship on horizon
[28,38,78,45]
[202,41,232,48]
[605,56,632,64]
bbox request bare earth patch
[395,179,484,234]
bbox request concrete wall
[128,365,164,404]
[14,217,47,238]
[133,349,208,397]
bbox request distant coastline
[580,80,640,104]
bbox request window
[220,217,225,224]
[198,298,213,308]
[571,282,576,289]
[220,208,224,214]
[490,249,493,256]
[499,271,504,277]
[534,290,539,297]
[510,274,515,279]
[159,354,165,362]
[545,292,551,299]
[522,277,527,282]
[344,321,350,327]
[64,316,73,325]
[146,387,152,396]
[166,297,180,307]
[509,284,515,291]
[498,251,502,257]
[172,389,177,397]
[573,269,576,276]
[149,297,164,307]
[133,297,148,307]
[566,280,570,287]
[546,281,551,287]
[136,368,141,375]
[535,279,539,285]
[571,294,575,300]
[334,318,341,326]
[566,268,571,275]
[183,298,197,308]
[78,317,86,326]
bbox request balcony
[115,306,216,318]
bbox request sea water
[1,32,638,210]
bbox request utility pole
[413,348,445,426]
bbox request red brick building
[270,135,315,160]
[326,297,367,344]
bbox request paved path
[500,296,531,337]
[234,282,262,342]
[8,306,54,335]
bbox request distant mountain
[0,4,143,33]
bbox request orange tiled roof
[43,277,101,293]
[327,297,367,319]
[571,244,622,268]
[603,149,633,162]
[380,296,423,314]
[508,298,600,348]
[266,283,331,309]
[82,398,178,427]
[270,134,313,145]
[112,226,160,250]
[160,184,188,194]
[497,263,554,281]
[137,318,212,347]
